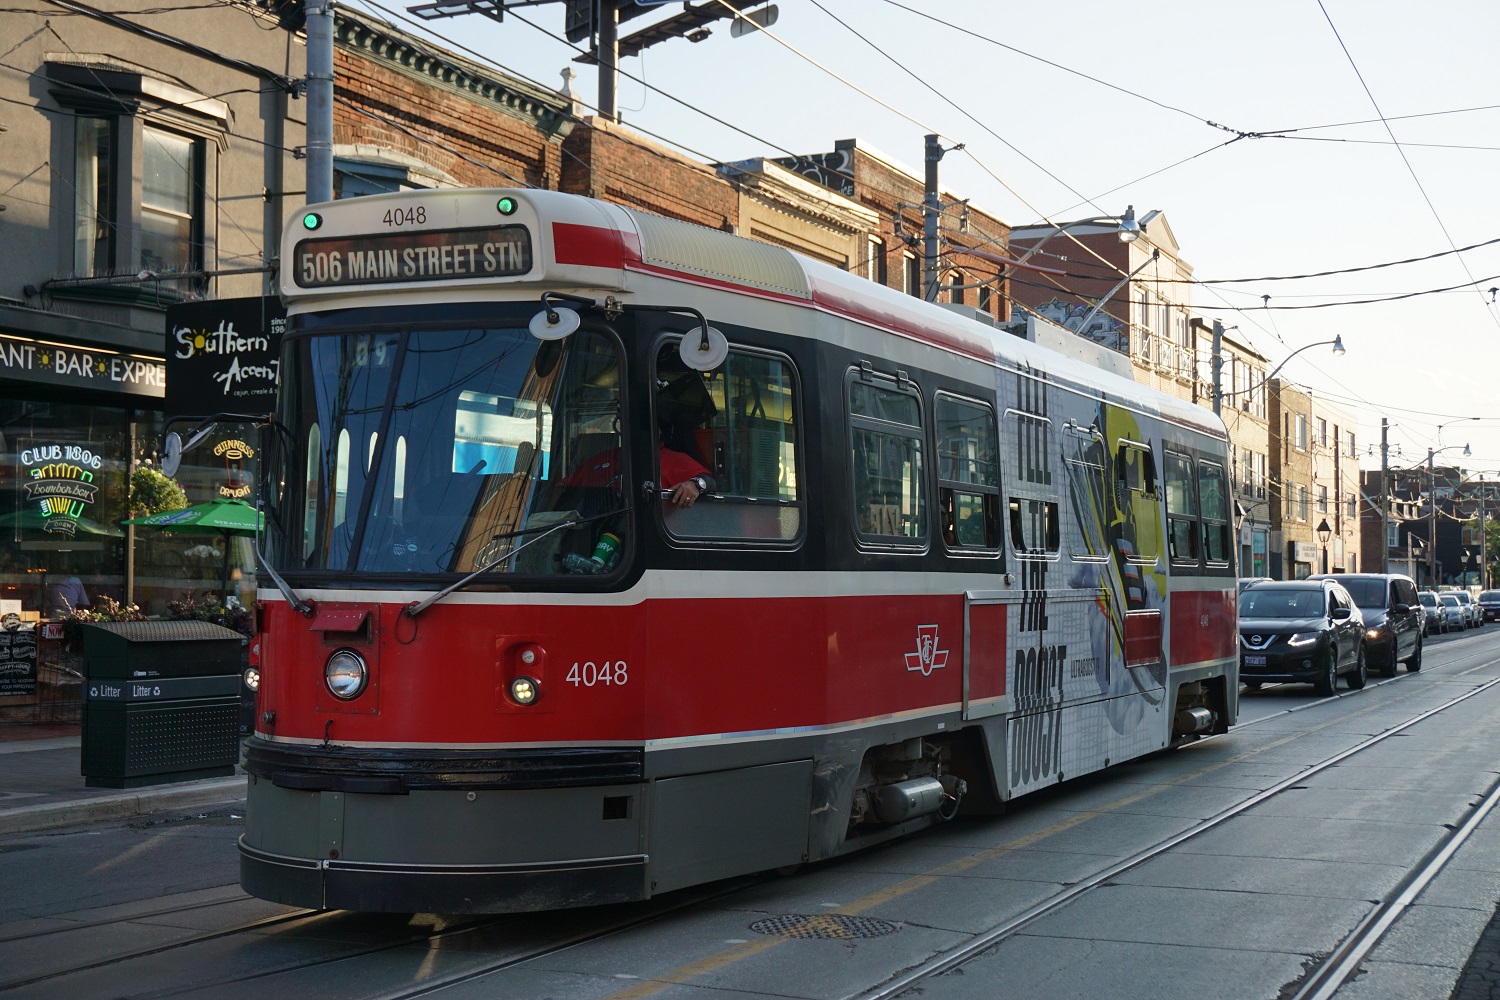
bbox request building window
[139,126,202,274]
[49,61,225,288]
[903,253,921,298]
[977,282,992,314]
[867,237,887,285]
[73,116,116,276]
[1318,418,1328,448]
[1347,430,1357,457]
[946,270,966,305]
[1295,414,1310,451]
[1318,485,1328,513]
[1298,485,1310,522]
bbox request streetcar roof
[282,188,1226,443]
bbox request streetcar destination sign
[293,225,533,288]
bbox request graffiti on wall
[1027,299,1128,354]
[769,149,855,197]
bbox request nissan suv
[1479,590,1500,623]
[1239,579,1367,695]
[1310,573,1423,676]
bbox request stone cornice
[335,9,575,139]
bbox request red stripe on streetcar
[551,222,641,269]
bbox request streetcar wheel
[1346,644,1367,690]
[1313,648,1338,697]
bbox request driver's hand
[669,480,701,507]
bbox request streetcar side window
[935,394,1000,552]
[303,423,320,561]
[1004,410,1059,558]
[1198,460,1231,566]
[848,372,926,545]
[1114,441,1160,567]
[659,344,802,543]
[1164,451,1199,564]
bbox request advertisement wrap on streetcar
[236,188,1239,913]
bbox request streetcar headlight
[510,676,539,705]
[1286,632,1320,647]
[325,649,368,700]
[243,666,260,692]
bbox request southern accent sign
[291,225,532,289]
[165,297,285,419]
[0,622,37,698]
[0,333,164,397]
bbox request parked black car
[1479,590,1500,624]
[1310,573,1423,677]
[1417,590,1446,635]
[1239,579,1366,695]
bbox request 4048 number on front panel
[567,661,628,687]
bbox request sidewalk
[0,723,247,836]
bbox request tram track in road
[852,649,1500,1000]
[0,866,771,999]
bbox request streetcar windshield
[268,320,627,577]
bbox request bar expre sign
[293,225,533,288]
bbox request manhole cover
[748,913,900,940]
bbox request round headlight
[243,666,260,692]
[510,676,539,705]
[325,649,368,700]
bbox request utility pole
[597,1,618,122]
[1428,447,1438,587]
[1211,320,1224,417]
[1380,418,1389,574]
[922,133,942,302]
[304,0,334,204]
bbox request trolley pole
[922,133,942,302]
[1380,417,1389,574]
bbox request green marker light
[302,212,322,231]
[496,197,517,216]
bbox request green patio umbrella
[121,498,263,598]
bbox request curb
[0,776,248,836]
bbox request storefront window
[1,401,256,620]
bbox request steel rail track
[851,657,1500,1000]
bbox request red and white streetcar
[239,187,1238,913]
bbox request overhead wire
[1316,0,1500,330]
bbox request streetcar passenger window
[1198,460,1230,566]
[935,394,1000,551]
[659,344,802,543]
[1004,409,1059,558]
[848,374,925,545]
[1064,420,1109,562]
[1164,451,1199,563]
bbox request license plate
[1244,655,1267,666]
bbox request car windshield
[1454,593,1472,603]
[1482,591,1500,602]
[268,319,628,577]
[1239,588,1325,618]
[1441,595,1460,607]
[1419,593,1437,606]
[1338,579,1386,607]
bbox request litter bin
[80,620,246,788]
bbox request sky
[343,0,1500,483]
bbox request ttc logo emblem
[905,624,949,676]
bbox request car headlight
[1366,627,1389,640]
[1286,632,1321,647]
[243,666,260,692]
[325,649,368,700]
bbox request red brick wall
[334,49,563,190]
[560,119,738,231]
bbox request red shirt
[564,444,708,488]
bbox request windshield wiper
[403,514,586,618]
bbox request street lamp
[1316,517,1332,574]
[1213,335,1346,416]
[1428,442,1472,585]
